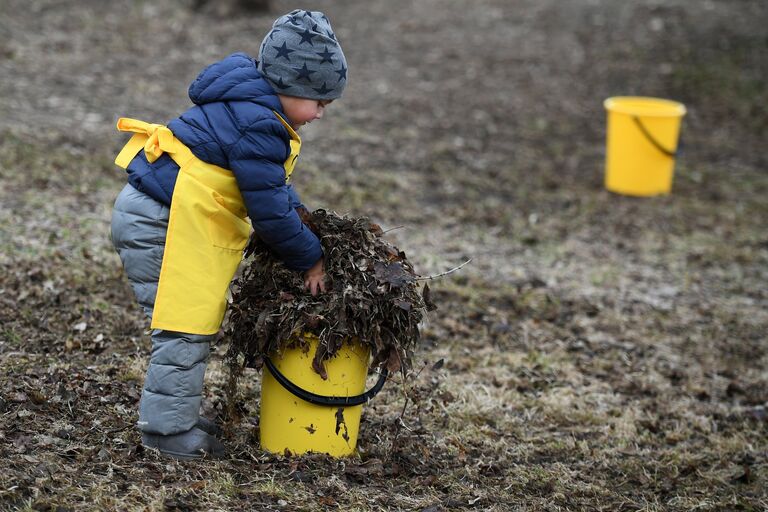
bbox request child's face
[277,95,332,130]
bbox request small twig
[410,360,430,381]
[382,225,405,234]
[392,378,410,435]
[396,417,413,432]
[384,370,412,462]
[415,258,472,281]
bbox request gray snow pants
[111,184,214,435]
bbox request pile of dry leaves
[225,209,437,380]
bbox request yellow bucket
[260,334,387,457]
[604,96,686,196]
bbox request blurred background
[0,1,766,510]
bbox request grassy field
[0,0,766,510]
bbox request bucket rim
[604,96,686,117]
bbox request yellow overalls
[115,116,301,335]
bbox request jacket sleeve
[286,183,306,210]
[228,118,323,271]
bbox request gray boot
[196,416,223,437]
[138,329,213,435]
[141,427,225,460]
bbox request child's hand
[304,258,326,296]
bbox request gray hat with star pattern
[258,10,347,100]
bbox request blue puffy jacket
[123,53,322,271]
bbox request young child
[110,10,346,459]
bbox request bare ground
[0,0,766,510]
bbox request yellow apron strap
[115,134,148,169]
[272,111,302,180]
[115,117,195,169]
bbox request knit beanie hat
[258,10,347,100]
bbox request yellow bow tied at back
[115,118,177,168]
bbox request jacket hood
[188,53,283,112]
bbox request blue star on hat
[272,76,291,90]
[335,63,347,82]
[298,28,317,46]
[294,63,316,82]
[272,41,295,61]
[312,82,333,95]
[315,46,335,64]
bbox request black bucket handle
[632,115,678,157]
[264,357,389,407]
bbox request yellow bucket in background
[604,96,686,196]
[260,334,381,457]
